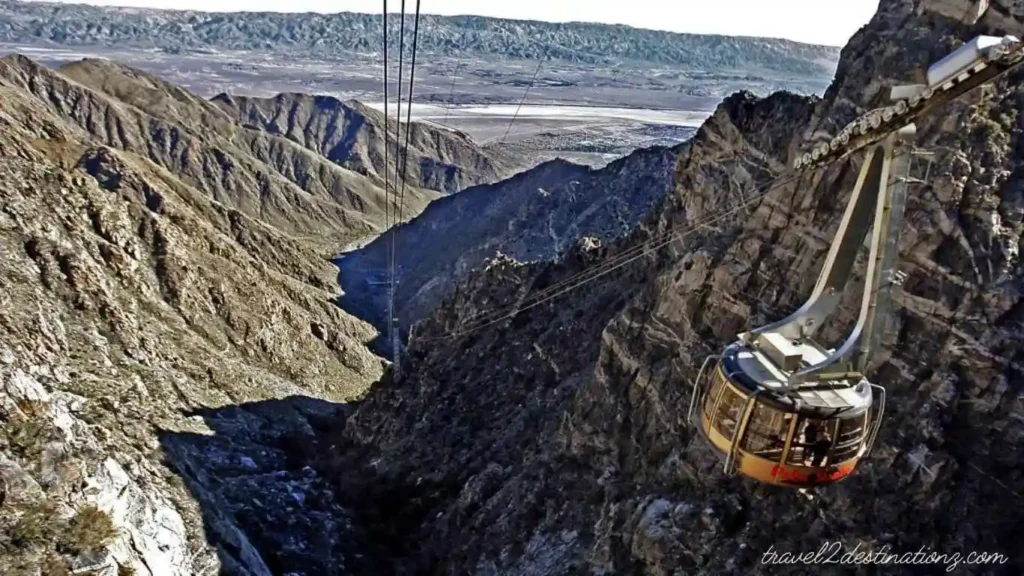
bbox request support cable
[388,0,421,371]
[442,59,461,128]
[500,58,544,143]
[406,32,1024,346]
[386,0,408,364]
[416,165,813,343]
[382,1,390,235]
[396,0,422,226]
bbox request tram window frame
[712,385,747,441]
[830,412,869,463]
[740,403,790,458]
[702,370,728,421]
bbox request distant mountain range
[0,0,841,76]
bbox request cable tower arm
[795,35,1023,173]
[743,125,917,386]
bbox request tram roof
[722,343,872,417]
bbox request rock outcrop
[330,1,1024,574]
[5,1,1024,574]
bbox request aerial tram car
[687,33,1024,488]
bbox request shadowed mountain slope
[338,144,684,340]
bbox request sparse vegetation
[0,45,413,573]
[4,416,51,462]
[63,504,119,554]
[8,500,63,551]
[0,501,118,572]
[41,553,71,576]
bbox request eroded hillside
[330,1,1024,574]
[1,56,512,244]
[212,93,514,196]
[0,54,512,574]
[4,0,1023,574]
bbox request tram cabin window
[702,370,728,421]
[829,412,869,463]
[784,415,867,467]
[740,404,791,458]
[788,417,835,466]
[712,385,746,441]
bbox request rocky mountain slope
[0,53,512,574]
[328,0,1024,574]
[0,0,840,75]
[338,144,683,340]
[1,56,511,242]
[212,92,513,196]
[5,1,1023,575]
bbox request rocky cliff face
[331,1,1024,574]
[338,143,682,340]
[0,55,488,574]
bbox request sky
[28,0,880,46]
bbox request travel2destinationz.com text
[761,541,1008,573]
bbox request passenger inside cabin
[803,421,819,445]
[799,421,818,465]
[811,427,832,467]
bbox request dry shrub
[9,500,62,550]
[62,504,119,554]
